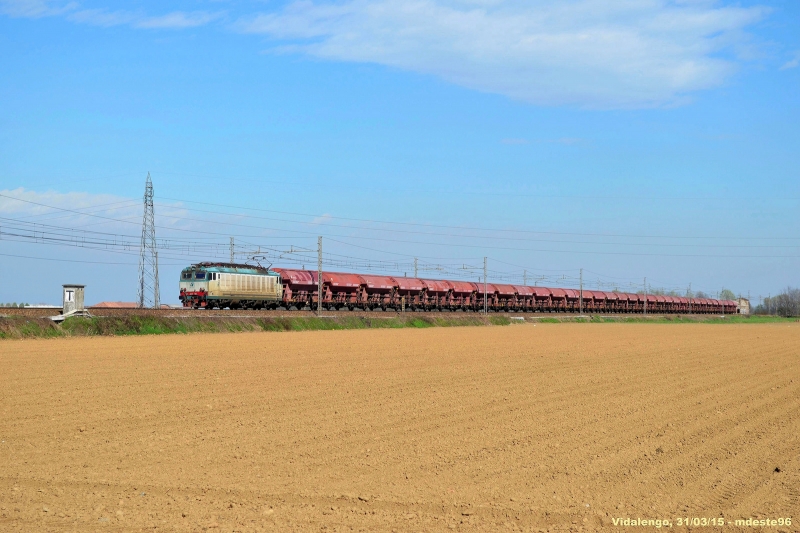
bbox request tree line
[754,287,800,317]
[1,302,30,308]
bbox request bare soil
[1,324,798,532]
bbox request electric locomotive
[179,262,282,309]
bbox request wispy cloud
[552,137,582,146]
[135,11,223,30]
[780,50,800,71]
[310,214,332,225]
[238,0,769,109]
[1,0,774,108]
[0,0,75,17]
[0,187,192,232]
[67,8,137,27]
[502,137,583,146]
[0,0,222,29]
[0,187,132,216]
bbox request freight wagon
[179,262,738,314]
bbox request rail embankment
[0,311,794,339]
[0,314,512,339]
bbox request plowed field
[1,324,798,532]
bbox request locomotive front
[179,265,211,308]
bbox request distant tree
[776,287,800,317]
[694,291,709,299]
[720,289,736,300]
[754,287,800,317]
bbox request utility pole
[317,236,322,315]
[579,268,583,315]
[137,172,159,309]
[483,257,488,314]
[414,257,418,278]
[721,287,725,317]
[688,283,692,314]
[524,269,527,286]
[230,237,234,263]
[643,277,647,316]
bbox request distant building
[91,302,138,308]
[90,302,176,309]
[737,298,751,315]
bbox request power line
[0,252,141,265]
[0,234,726,297]
[0,220,768,296]
[156,196,800,242]
[0,191,782,296]
[4,192,798,258]
[149,202,799,249]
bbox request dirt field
[1,324,798,532]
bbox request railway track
[4,307,707,320]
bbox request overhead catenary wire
[156,196,800,241]
[0,192,751,297]
[3,193,798,259]
[0,251,187,266]
[8,190,763,247]
[0,213,728,296]
[1,232,722,297]
[150,201,799,248]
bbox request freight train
[179,262,738,314]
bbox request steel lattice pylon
[137,172,160,308]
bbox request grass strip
[0,313,795,339]
[0,314,506,339]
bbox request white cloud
[780,50,800,71]
[501,137,582,145]
[0,0,221,29]
[135,11,223,29]
[67,8,223,29]
[310,214,333,225]
[0,188,133,217]
[239,0,769,108]
[0,0,75,17]
[67,8,137,27]
[0,188,191,232]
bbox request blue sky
[0,0,798,305]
